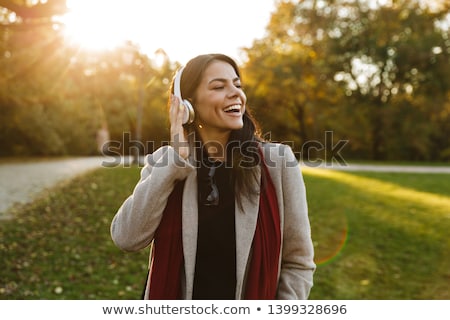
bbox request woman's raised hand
[169,94,189,160]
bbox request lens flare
[314,212,349,266]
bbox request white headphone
[174,67,195,125]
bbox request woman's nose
[227,85,243,99]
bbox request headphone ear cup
[174,67,195,125]
[182,99,195,125]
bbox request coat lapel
[181,170,198,299]
[234,165,261,298]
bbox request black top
[193,158,236,300]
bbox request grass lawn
[304,168,450,299]
[0,166,449,299]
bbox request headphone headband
[173,66,195,125]
[174,67,184,100]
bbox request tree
[243,1,342,161]
[0,0,66,20]
[0,0,74,155]
[0,1,179,157]
[242,0,450,161]
[327,0,450,160]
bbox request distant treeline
[0,0,449,161]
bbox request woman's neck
[197,128,230,162]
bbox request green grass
[0,166,449,299]
[0,167,149,299]
[304,168,450,299]
[344,160,450,167]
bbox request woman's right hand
[169,94,189,160]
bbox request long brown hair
[171,53,264,205]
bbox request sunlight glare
[60,0,275,63]
[302,168,450,216]
[63,0,134,51]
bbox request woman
[110,53,315,300]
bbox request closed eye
[209,77,242,90]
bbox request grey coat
[110,142,316,299]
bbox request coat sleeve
[276,144,316,299]
[110,146,195,252]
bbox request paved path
[0,158,449,219]
[0,157,107,218]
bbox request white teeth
[224,105,241,112]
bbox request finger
[169,94,179,121]
[176,100,185,125]
[170,96,184,140]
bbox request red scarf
[147,155,281,299]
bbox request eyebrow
[208,77,241,84]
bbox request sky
[63,0,276,65]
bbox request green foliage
[1,0,449,160]
[0,2,176,157]
[243,0,450,161]
[0,26,175,156]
